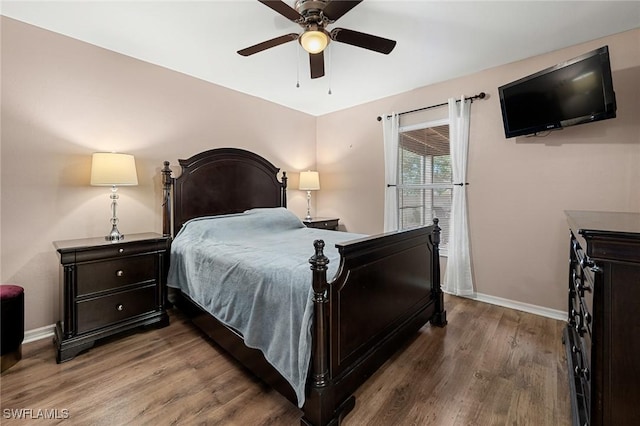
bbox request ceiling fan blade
[309,51,325,79]
[237,33,299,56]
[331,28,396,54]
[322,0,363,21]
[258,0,302,21]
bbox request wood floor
[0,295,571,425]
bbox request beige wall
[2,16,638,332]
[317,28,640,312]
[1,17,317,330]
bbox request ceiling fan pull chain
[327,44,332,95]
[296,43,301,88]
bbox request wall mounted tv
[498,46,616,139]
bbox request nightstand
[302,217,339,231]
[53,233,170,363]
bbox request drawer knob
[574,365,589,380]
[116,304,124,311]
[116,270,124,277]
[118,248,124,253]
[571,345,580,354]
[580,257,594,269]
[574,366,589,378]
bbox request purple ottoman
[1,285,24,373]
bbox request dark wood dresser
[53,233,170,363]
[563,211,640,426]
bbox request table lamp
[299,171,320,221]
[90,152,138,241]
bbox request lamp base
[104,186,124,241]
[305,190,313,221]
[105,225,125,241]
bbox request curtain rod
[376,92,486,121]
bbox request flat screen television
[498,46,616,138]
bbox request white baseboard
[24,324,55,344]
[454,292,567,321]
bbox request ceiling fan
[237,0,397,79]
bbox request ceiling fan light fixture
[300,30,329,54]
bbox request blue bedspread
[167,207,365,407]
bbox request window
[397,119,452,254]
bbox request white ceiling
[2,1,639,116]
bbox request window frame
[397,118,452,256]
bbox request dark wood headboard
[162,148,287,237]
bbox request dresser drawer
[565,326,590,426]
[569,291,580,328]
[570,267,582,296]
[76,285,157,333]
[580,296,593,336]
[76,254,156,296]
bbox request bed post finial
[431,218,447,327]
[281,171,288,208]
[432,218,440,247]
[162,161,172,237]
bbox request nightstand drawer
[66,240,164,264]
[76,254,156,296]
[76,285,157,333]
[303,217,339,230]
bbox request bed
[161,148,447,426]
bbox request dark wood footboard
[304,221,445,425]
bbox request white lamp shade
[299,171,320,191]
[90,152,138,186]
[300,30,329,54]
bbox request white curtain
[382,113,399,232]
[443,96,474,295]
